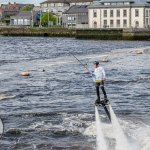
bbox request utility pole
[31,10,34,27]
[40,9,42,28]
[47,9,49,28]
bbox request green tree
[41,12,57,26]
[21,5,34,11]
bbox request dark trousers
[95,81,107,100]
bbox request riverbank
[0,27,150,40]
[0,27,76,37]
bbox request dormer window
[111,3,117,5]
[104,3,110,5]
[124,2,130,5]
[116,2,124,5]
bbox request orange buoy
[20,72,30,76]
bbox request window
[135,9,139,17]
[110,10,113,17]
[72,17,76,21]
[44,3,47,7]
[104,20,107,27]
[117,2,123,5]
[124,2,130,5]
[116,20,120,27]
[93,21,97,28]
[117,10,120,17]
[14,19,17,25]
[112,2,117,5]
[50,3,54,7]
[57,3,63,7]
[110,20,114,27]
[146,10,148,17]
[18,19,23,25]
[123,19,127,27]
[146,18,148,25]
[104,3,110,5]
[93,10,97,18]
[123,9,127,17]
[135,21,139,28]
[68,17,75,21]
[24,19,30,25]
[104,10,107,17]
[68,17,71,20]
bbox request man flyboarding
[70,53,109,106]
[92,61,109,106]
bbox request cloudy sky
[0,0,44,5]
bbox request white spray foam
[95,106,107,150]
[109,105,132,150]
[135,126,150,150]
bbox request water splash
[95,106,107,150]
[109,105,131,150]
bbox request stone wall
[0,27,150,41]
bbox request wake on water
[95,106,107,150]
[109,105,133,150]
[95,105,137,150]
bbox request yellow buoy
[20,72,30,76]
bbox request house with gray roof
[40,0,93,16]
[62,5,88,28]
[10,11,40,26]
[88,0,150,29]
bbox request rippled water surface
[0,36,150,150]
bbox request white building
[10,11,39,26]
[40,0,93,16]
[88,0,150,29]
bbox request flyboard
[0,118,4,137]
[95,100,111,122]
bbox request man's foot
[104,98,109,105]
[95,99,101,106]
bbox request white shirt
[93,66,106,82]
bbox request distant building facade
[0,2,34,19]
[88,0,150,29]
[10,11,39,26]
[40,0,93,16]
[62,5,88,28]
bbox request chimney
[8,2,11,5]
[14,2,16,5]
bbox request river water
[0,36,150,150]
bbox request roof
[63,5,88,14]
[96,0,149,4]
[40,0,93,4]
[1,3,34,8]
[0,3,34,12]
[90,0,150,7]
[100,0,134,2]
[11,11,39,18]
